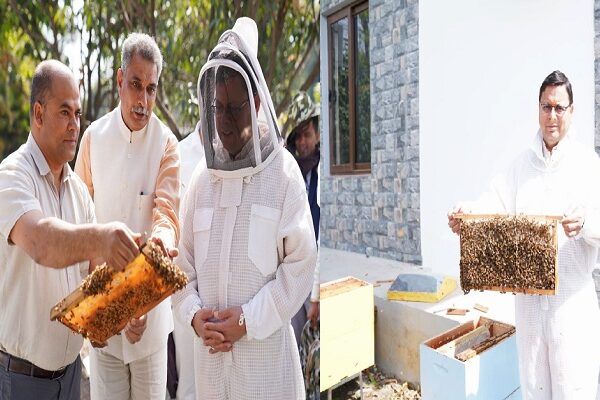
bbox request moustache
[131,106,149,116]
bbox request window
[328,1,370,174]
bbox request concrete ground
[320,246,600,400]
[79,246,600,399]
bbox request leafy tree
[0,0,76,156]
[0,0,320,160]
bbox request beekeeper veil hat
[197,17,282,174]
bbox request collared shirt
[0,134,94,371]
[539,131,571,167]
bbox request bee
[459,215,556,294]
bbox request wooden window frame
[327,0,370,175]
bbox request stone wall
[320,0,422,264]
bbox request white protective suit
[467,131,600,399]
[173,124,205,400]
[172,17,317,400]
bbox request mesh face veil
[197,18,282,174]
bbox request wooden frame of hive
[50,242,187,344]
[456,213,560,295]
[424,316,516,362]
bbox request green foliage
[355,8,370,164]
[330,17,349,165]
[0,0,75,157]
[0,0,319,159]
[330,8,371,167]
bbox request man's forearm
[31,217,104,268]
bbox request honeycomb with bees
[51,241,188,344]
[457,214,559,295]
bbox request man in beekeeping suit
[448,70,600,399]
[172,17,317,400]
[167,122,205,400]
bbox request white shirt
[0,134,94,370]
[179,128,205,198]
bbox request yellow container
[320,276,374,391]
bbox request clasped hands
[192,306,246,354]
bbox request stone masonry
[320,0,421,264]
[595,0,600,306]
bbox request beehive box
[51,241,187,344]
[321,276,374,391]
[420,316,520,400]
[457,214,560,295]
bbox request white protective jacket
[468,131,600,399]
[173,17,317,400]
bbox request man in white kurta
[75,33,180,400]
[172,18,317,400]
[449,70,600,399]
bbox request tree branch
[156,93,181,140]
[266,1,289,85]
[150,0,156,37]
[274,27,317,117]
[85,26,93,121]
[276,53,319,117]
[10,1,49,59]
[119,0,133,32]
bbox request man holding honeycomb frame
[0,60,141,400]
[448,70,600,399]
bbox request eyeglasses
[540,103,571,116]
[210,100,250,119]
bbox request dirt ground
[81,362,420,400]
[321,367,421,400]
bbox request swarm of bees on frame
[52,241,188,343]
[459,216,557,294]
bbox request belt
[0,350,66,379]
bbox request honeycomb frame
[457,214,559,295]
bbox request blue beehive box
[420,316,521,400]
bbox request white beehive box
[420,316,521,400]
[320,276,374,391]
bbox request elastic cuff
[177,294,202,329]
[241,303,254,340]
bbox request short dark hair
[295,116,318,136]
[30,63,55,117]
[215,53,258,96]
[539,70,573,105]
[311,115,319,132]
